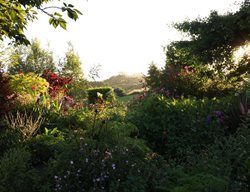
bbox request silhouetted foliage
[0,0,82,44]
[0,72,15,117]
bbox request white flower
[70,160,74,165]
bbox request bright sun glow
[234,42,250,62]
[25,0,241,80]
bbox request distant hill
[89,74,145,93]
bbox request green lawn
[117,93,140,103]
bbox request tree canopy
[146,0,250,98]
[7,38,56,74]
[0,0,82,44]
[60,42,84,80]
[171,0,250,65]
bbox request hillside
[90,73,145,93]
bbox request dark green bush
[127,94,229,161]
[0,121,23,157]
[47,137,148,192]
[0,148,37,192]
[45,117,170,192]
[170,174,228,192]
[87,87,115,104]
[114,87,126,97]
[181,115,250,192]
[27,128,65,165]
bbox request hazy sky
[25,0,241,80]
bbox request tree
[145,62,162,90]
[0,0,82,44]
[146,1,250,98]
[7,38,56,75]
[60,42,84,80]
[173,0,250,65]
[59,43,87,101]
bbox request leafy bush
[9,72,49,105]
[181,114,250,192]
[87,87,115,104]
[47,137,145,191]
[0,72,15,117]
[47,134,170,192]
[41,70,72,99]
[170,174,228,192]
[127,94,229,161]
[27,128,65,165]
[114,87,126,97]
[0,148,37,192]
[0,124,22,157]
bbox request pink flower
[240,101,245,115]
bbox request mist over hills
[90,73,145,93]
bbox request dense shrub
[170,174,228,192]
[0,124,22,157]
[127,94,230,161]
[47,135,168,192]
[0,72,15,117]
[169,114,250,192]
[87,87,115,104]
[27,128,65,165]
[114,87,126,97]
[9,72,49,105]
[0,148,37,192]
[41,70,72,98]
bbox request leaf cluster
[0,0,82,44]
[173,0,250,64]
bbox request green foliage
[0,148,37,192]
[146,1,250,98]
[67,78,89,101]
[47,138,136,191]
[47,135,164,192]
[8,38,56,75]
[127,95,228,160]
[9,72,49,105]
[0,123,22,157]
[27,128,65,165]
[170,174,228,192]
[59,43,84,80]
[0,72,15,117]
[87,86,115,104]
[42,107,88,131]
[110,175,147,192]
[0,0,82,44]
[173,1,250,64]
[117,93,140,104]
[145,62,162,90]
[114,87,126,97]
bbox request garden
[1,0,250,192]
